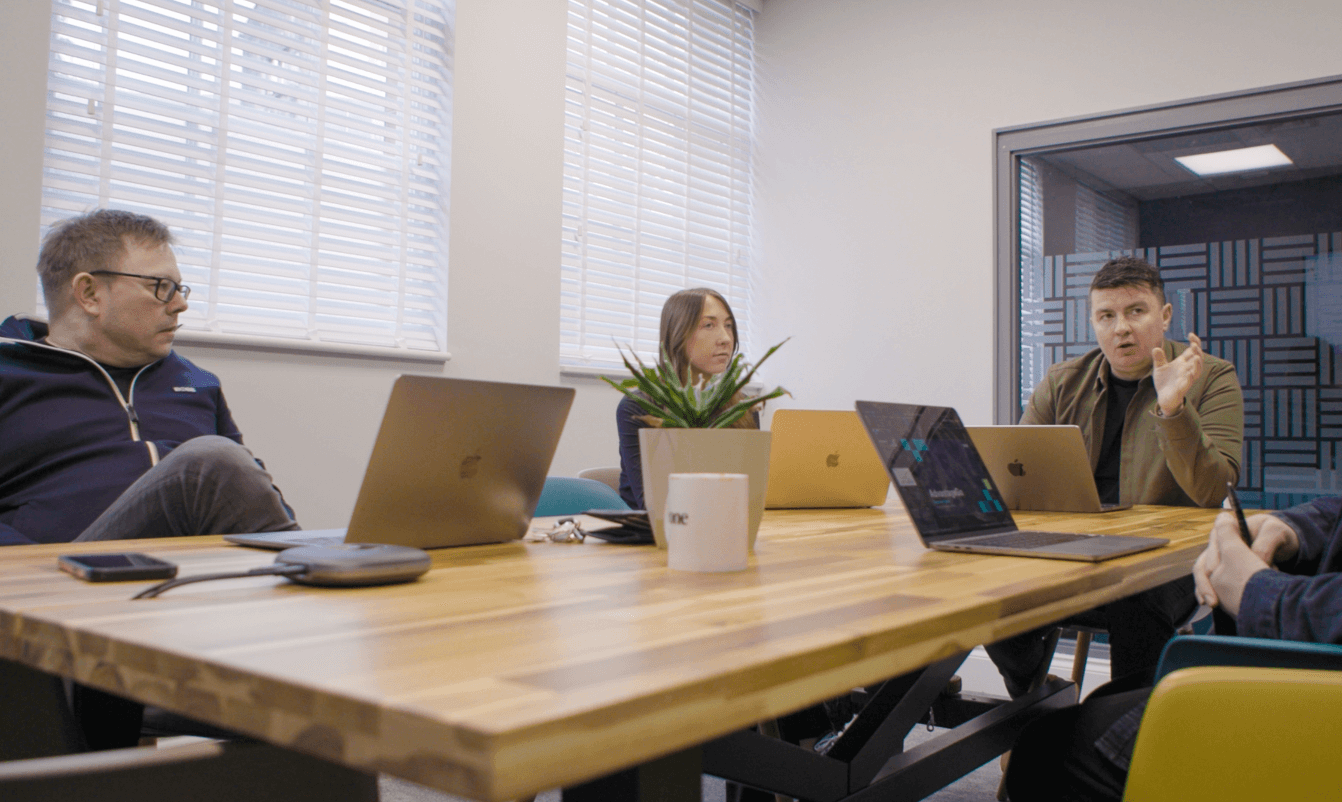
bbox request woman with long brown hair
[616,287,757,509]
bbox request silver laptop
[765,410,890,509]
[854,401,1166,562]
[226,375,575,551]
[966,425,1130,513]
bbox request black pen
[1224,482,1254,548]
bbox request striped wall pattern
[1021,234,1342,509]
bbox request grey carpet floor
[379,725,1003,802]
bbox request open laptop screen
[855,401,1015,541]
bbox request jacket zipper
[6,338,160,465]
[127,367,158,465]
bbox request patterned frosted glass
[1016,224,1342,509]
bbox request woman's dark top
[616,395,649,509]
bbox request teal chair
[534,476,629,517]
[1152,633,1342,679]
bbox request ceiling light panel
[1175,144,1294,176]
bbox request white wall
[754,0,1342,425]
[0,1,50,312]
[0,0,625,530]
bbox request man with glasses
[0,208,300,547]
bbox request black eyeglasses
[89,270,191,303]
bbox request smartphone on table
[57,553,178,582]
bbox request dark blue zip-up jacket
[1239,495,1342,644]
[0,315,242,545]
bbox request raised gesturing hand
[1152,332,1205,417]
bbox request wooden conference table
[0,504,1217,801]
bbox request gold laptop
[765,410,891,509]
[227,375,575,550]
[966,425,1130,513]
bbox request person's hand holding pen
[1193,498,1301,616]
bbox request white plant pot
[638,427,772,550]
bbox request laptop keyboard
[967,530,1087,549]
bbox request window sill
[561,363,763,393]
[173,330,450,363]
[559,364,626,381]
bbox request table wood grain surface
[0,504,1219,800]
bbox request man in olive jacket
[987,256,1244,695]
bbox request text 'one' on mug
[663,473,749,572]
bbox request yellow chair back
[1124,666,1342,801]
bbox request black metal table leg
[845,676,1077,802]
[704,729,848,802]
[703,669,1080,802]
[564,745,704,802]
[831,652,969,789]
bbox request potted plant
[603,340,789,550]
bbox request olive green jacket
[1020,340,1243,508]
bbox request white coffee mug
[663,473,750,572]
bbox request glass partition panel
[1018,167,1342,508]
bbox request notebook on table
[765,409,891,509]
[965,425,1130,513]
[226,375,575,551]
[854,401,1167,562]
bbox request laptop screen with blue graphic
[855,401,1016,542]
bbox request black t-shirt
[101,364,141,399]
[1093,376,1142,505]
[39,338,142,399]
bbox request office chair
[577,466,622,492]
[534,476,629,516]
[0,658,377,802]
[1122,636,1342,801]
[1148,633,1342,677]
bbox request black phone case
[58,554,178,582]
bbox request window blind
[560,0,755,374]
[40,0,453,356]
[1019,158,1044,270]
[1018,157,1050,409]
[1075,183,1137,255]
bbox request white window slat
[39,0,453,356]
[561,0,755,375]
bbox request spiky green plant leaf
[602,339,790,428]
